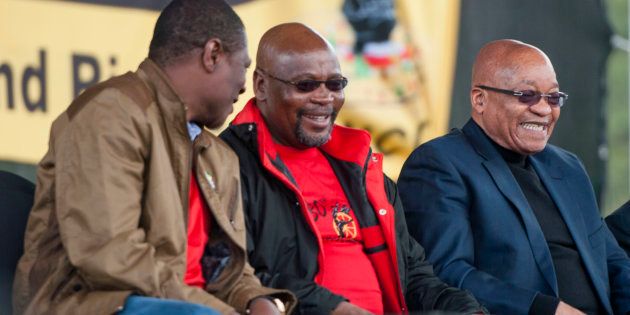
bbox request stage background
[1,0,628,214]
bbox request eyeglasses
[257,68,348,93]
[476,85,568,107]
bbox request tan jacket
[13,59,294,315]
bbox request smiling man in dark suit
[399,39,630,315]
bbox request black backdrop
[449,0,613,203]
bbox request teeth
[305,115,328,121]
[522,123,544,131]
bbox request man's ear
[201,38,223,72]
[471,87,485,115]
[253,70,266,101]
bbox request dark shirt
[606,200,630,257]
[492,143,603,315]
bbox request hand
[555,301,585,315]
[330,301,373,315]
[247,297,282,315]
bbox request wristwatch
[245,297,286,314]
[270,297,286,313]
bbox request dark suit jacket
[0,171,34,315]
[606,200,630,257]
[398,119,630,315]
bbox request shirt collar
[187,122,202,141]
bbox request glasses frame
[476,85,568,107]
[257,68,348,93]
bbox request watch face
[273,298,286,313]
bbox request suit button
[378,209,387,215]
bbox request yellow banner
[1,0,459,179]
[0,0,156,163]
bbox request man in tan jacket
[12,1,294,314]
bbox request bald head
[472,39,553,88]
[256,22,335,71]
[253,23,344,149]
[469,39,562,156]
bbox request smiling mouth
[303,114,330,122]
[300,112,334,130]
[521,122,547,132]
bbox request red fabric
[184,171,211,288]
[365,153,406,313]
[276,144,383,314]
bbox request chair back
[0,171,35,315]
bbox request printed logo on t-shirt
[332,204,357,238]
[308,199,358,239]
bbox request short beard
[295,111,338,147]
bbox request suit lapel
[463,120,559,294]
[530,153,611,312]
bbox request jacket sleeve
[398,145,542,314]
[385,176,486,314]
[213,175,297,314]
[605,201,630,257]
[569,155,630,315]
[605,200,630,314]
[604,221,630,314]
[54,93,228,310]
[252,260,346,314]
[220,262,297,314]
[240,176,347,315]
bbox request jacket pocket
[51,267,84,302]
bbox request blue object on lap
[118,296,220,315]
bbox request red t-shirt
[276,144,383,314]
[184,171,211,288]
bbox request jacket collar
[231,98,372,167]
[462,119,503,161]
[137,58,192,144]
[462,118,562,178]
[136,59,215,150]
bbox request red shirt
[184,171,211,288]
[276,144,383,314]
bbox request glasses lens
[545,92,562,106]
[325,78,348,91]
[518,90,541,106]
[294,80,321,92]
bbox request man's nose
[310,85,334,104]
[529,98,553,115]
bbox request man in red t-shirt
[220,22,486,315]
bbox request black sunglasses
[476,85,568,107]
[258,68,348,93]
